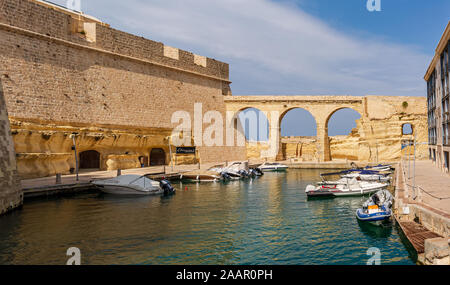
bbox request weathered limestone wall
[233,95,428,162]
[0,0,246,179]
[0,80,23,215]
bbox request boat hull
[95,184,163,195]
[331,186,385,197]
[260,167,288,172]
[180,174,221,182]
[306,189,335,198]
[356,208,391,222]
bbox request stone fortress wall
[0,0,246,179]
[0,79,22,215]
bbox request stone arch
[278,107,318,161]
[79,150,101,169]
[279,106,317,131]
[324,106,363,129]
[323,106,363,161]
[233,107,270,142]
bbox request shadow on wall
[0,78,23,215]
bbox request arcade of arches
[226,95,429,162]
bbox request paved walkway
[402,160,450,217]
[20,163,217,190]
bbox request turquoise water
[0,169,416,265]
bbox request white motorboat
[219,161,249,179]
[257,162,288,172]
[92,175,175,196]
[341,172,391,182]
[364,164,393,172]
[180,170,223,182]
[306,178,388,198]
[321,169,391,183]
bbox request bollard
[56,173,62,185]
[117,169,121,176]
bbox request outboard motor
[160,179,175,196]
[248,169,257,177]
[238,169,250,178]
[254,168,264,176]
[221,172,231,181]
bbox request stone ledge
[424,237,450,265]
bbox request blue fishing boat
[356,190,393,224]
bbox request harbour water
[0,169,416,265]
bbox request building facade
[426,22,450,174]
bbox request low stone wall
[424,237,450,265]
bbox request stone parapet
[0,0,229,82]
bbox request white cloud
[61,0,429,96]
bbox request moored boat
[321,169,391,183]
[92,175,175,196]
[341,170,391,182]
[305,178,388,198]
[356,189,393,224]
[180,170,223,182]
[257,162,288,172]
[364,164,394,172]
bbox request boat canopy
[100,175,156,187]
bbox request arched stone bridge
[224,95,428,162]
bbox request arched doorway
[79,150,100,169]
[150,148,166,166]
[279,108,317,161]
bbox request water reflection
[0,169,415,265]
[357,220,393,239]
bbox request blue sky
[50,0,449,137]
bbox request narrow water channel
[0,169,416,265]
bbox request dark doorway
[150,148,166,166]
[79,150,100,169]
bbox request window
[402,124,413,135]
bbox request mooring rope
[405,184,450,200]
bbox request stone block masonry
[0,0,246,179]
[0,79,23,215]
